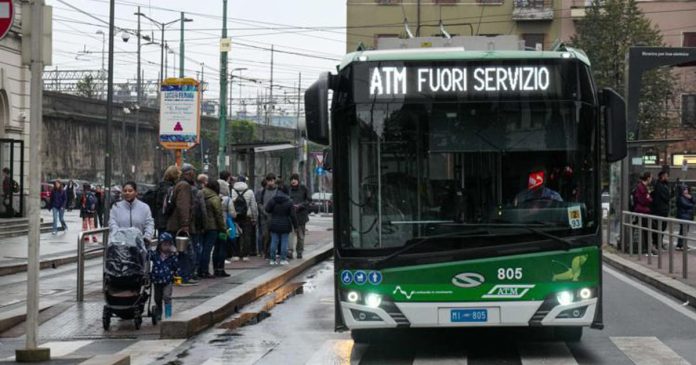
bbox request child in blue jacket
[150,232,179,320]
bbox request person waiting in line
[154,166,180,236]
[632,172,653,255]
[676,184,695,251]
[650,171,671,251]
[201,179,229,277]
[230,175,258,262]
[288,173,310,259]
[265,184,298,266]
[254,178,268,257]
[80,184,99,243]
[166,164,197,284]
[108,181,155,242]
[48,180,67,235]
[257,174,279,259]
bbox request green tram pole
[217,0,228,171]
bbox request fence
[620,211,693,279]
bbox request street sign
[0,0,14,41]
[159,78,201,150]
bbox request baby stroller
[102,228,153,330]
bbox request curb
[0,299,62,334]
[79,354,130,365]
[603,252,696,310]
[160,242,334,339]
[0,248,103,277]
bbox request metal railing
[620,211,693,279]
[76,228,110,302]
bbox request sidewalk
[604,228,696,310]
[0,219,334,343]
[0,211,105,276]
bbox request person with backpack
[265,184,298,265]
[152,166,180,235]
[288,173,310,259]
[633,172,653,255]
[229,175,258,262]
[108,181,155,241]
[676,184,695,251]
[166,164,197,283]
[80,184,99,243]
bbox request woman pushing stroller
[109,181,155,242]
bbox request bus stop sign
[0,0,14,40]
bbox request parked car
[308,192,333,214]
[40,183,52,209]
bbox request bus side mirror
[304,72,331,146]
[602,88,627,163]
[323,148,333,172]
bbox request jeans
[192,233,203,275]
[256,222,264,257]
[652,219,668,249]
[678,223,691,248]
[51,207,66,234]
[198,230,217,275]
[237,217,254,258]
[269,232,289,262]
[213,235,227,271]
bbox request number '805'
[497,268,523,280]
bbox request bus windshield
[342,100,598,249]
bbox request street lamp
[133,12,180,89]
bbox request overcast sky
[45,0,347,116]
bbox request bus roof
[338,47,591,71]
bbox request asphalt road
[159,259,696,365]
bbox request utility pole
[294,72,302,176]
[135,7,141,182]
[180,12,185,78]
[104,0,115,224]
[268,45,274,127]
[17,0,50,361]
[217,0,229,171]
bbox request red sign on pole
[0,0,14,40]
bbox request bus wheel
[554,326,583,342]
[351,329,380,344]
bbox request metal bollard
[669,221,674,274]
[76,227,110,302]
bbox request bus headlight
[579,288,592,300]
[365,293,382,308]
[556,291,574,306]
[347,291,359,303]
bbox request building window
[477,0,503,4]
[683,32,696,47]
[375,0,401,4]
[434,0,458,4]
[522,33,545,50]
[683,94,696,126]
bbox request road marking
[611,337,690,365]
[304,339,355,365]
[1,340,93,361]
[116,339,185,365]
[518,342,578,365]
[603,266,696,323]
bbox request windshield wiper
[373,230,489,269]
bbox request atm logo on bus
[451,273,485,288]
[482,285,535,299]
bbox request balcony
[512,0,554,21]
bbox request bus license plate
[450,309,488,323]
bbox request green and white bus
[304,43,626,343]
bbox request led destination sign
[369,66,551,96]
[352,60,576,103]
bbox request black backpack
[233,189,250,219]
[85,192,97,214]
[629,186,638,212]
[142,189,157,216]
[161,185,176,218]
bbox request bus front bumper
[341,298,597,329]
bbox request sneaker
[232,257,240,262]
[180,281,199,287]
[280,260,289,265]
[187,278,200,284]
[269,260,276,266]
[297,253,302,259]
[242,257,249,262]
[225,260,232,264]
[676,246,684,251]
[51,232,57,236]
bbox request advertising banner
[159,78,201,150]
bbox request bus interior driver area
[343,100,598,253]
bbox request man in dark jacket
[633,172,653,253]
[651,171,671,252]
[288,173,310,259]
[265,185,298,265]
[676,184,695,250]
[257,174,278,259]
[166,163,198,284]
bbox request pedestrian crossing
[0,335,691,364]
